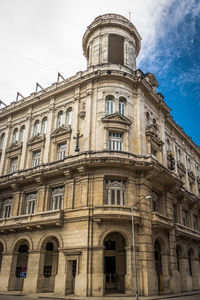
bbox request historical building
[0,13,200,297]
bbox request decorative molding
[101,112,132,126]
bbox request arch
[99,227,132,248]
[37,232,64,251]
[0,237,7,252]
[153,232,169,253]
[11,235,33,252]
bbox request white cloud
[0,0,198,105]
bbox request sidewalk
[1,290,200,300]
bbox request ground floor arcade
[0,223,200,296]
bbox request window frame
[10,157,18,173]
[1,198,12,218]
[57,142,66,160]
[32,150,41,167]
[105,179,125,206]
[50,186,64,210]
[108,132,123,151]
[24,192,37,215]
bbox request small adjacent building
[0,13,200,297]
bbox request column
[191,257,200,290]
[161,252,170,293]
[43,98,55,163]
[179,256,192,291]
[90,247,104,296]
[23,250,40,293]
[54,250,66,295]
[125,246,133,295]
[0,252,13,291]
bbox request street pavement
[0,293,200,300]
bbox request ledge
[93,205,140,223]
[175,223,200,240]
[151,212,173,229]
[0,209,63,233]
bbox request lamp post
[131,195,151,300]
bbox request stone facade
[0,13,200,297]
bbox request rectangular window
[57,143,66,160]
[50,187,64,210]
[109,132,123,151]
[24,193,37,215]
[105,180,125,206]
[10,157,18,173]
[2,199,12,218]
[32,150,41,167]
[182,210,187,226]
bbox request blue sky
[139,0,200,146]
[0,0,199,146]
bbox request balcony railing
[0,209,63,233]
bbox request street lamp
[131,195,152,300]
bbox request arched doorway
[14,242,29,291]
[188,248,193,276]
[37,237,59,292]
[154,239,162,294]
[103,232,126,294]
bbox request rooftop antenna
[16,92,24,102]
[0,100,7,107]
[129,11,131,21]
[57,72,65,82]
[36,82,44,92]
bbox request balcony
[151,212,173,229]
[93,205,140,223]
[0,209,63,233]
[175,223,200,240]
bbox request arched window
[106,95,114,114]
[57,111,63,128]
[41,117,47,134]
[12,128,18,143]
[178,149,181,162]
[187,157,191,170]
[119,97,126,115]
[19,126,25,142]
[0,133,5,149]
[66,108,72,125]
[33,120,39,136]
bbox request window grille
[32,150,41,167]
[57,143,66,160]
[108,132,123,151]
[50,187,64,210]
[43,266,52,278]
[2,199,12,218]
[105,180,125,205]
[24,193,37,215]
